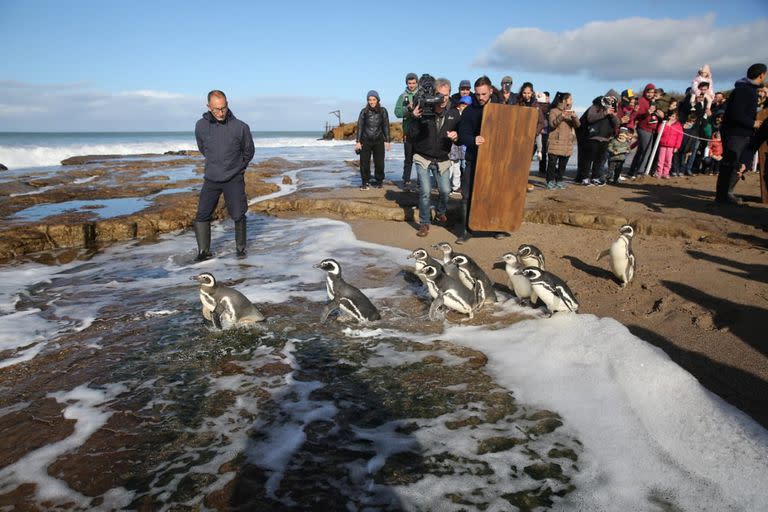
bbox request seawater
[0,136,766,510]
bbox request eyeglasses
[210,105,228,113]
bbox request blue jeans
[417,161,451,225]
[684,140,700,174]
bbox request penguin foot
[236,248,247,259]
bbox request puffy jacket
[408,107,461,161]
[658,121,684,149]
[195,110,255,183]
[723,77,760,137]
[356,106,390,143]
[709,135,723,158]
[547,106,580,156]
[585,104,620,141]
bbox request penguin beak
[313,263,322,269]
[406,254,414,259]
[190,275,202,282]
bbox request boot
[235,218,247,258]
[194,221,212,261]
[455,202,472,245]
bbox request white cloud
[476,14,768,83]
[118,89,187,100]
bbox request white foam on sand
[416,315,768,511]
[0,383,132,509]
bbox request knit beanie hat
[367,90,380,101]
[405,73,418,82]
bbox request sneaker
[618,176,627,181]
[494,232,511,240]
[555,181,567,189]
[527,184,535,192]
[449,189,463,199]
[433,214,448,226]
[360,184,370,191]
[417,224,430,237]
[546,181,557,190]
[630,175,637,180]
[455,232,472,245]
[581,179,591,186]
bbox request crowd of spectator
[353,63,767,238]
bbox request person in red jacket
[703,130,724,175]
[627,83,665,178]
[655,111,684,179]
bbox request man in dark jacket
[456,76,500,244]
[408,78,460,237]
[194,90,255,260]
[716,63,766,204]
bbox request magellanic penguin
[520,267,579,316]
[500,252,538,306]
[418,264,481,320]
[193,273,265,329]
[431,242,461,278]
[408,248,443,275]
[597,225,636,288]
[314,259,381,323]
[450,254,497,305]
[516,244,546,270]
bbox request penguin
[517,244,546,270]
[407,248,443,275]
[597,225,636,288]
[314,259,381,323]
[431,242,461,278]
[500,252,538,306]
[450,254,497,305]
[418,264,481,320]
[520,267,579,315]
[193,273,265,328]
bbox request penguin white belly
[442,290,473,315]
[457,269,475,290]
[520,256,542,269]
[531,284,572,313]
[199,290,216,321]
[609,240,630,283]
[424,280,440,300]
[414,260,427,273]
[510,274,532,300]
[325,276,336,300]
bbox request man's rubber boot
[235,218,247,259]
[194,221,212,261]
[455,202,472,245]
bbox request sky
[0,0,766,132]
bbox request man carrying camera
[408,77,460,237]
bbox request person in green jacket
[395,72,419,189]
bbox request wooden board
[758,110,767,204]
[469,103,538,232]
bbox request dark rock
[0,163,7,171]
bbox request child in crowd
[449,95,472,198]
[545,92,579,189]
[607,127,633,184]
[690,64,715,112]
[702,130,723,175]
[655,110,683,179]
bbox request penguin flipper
[429,296,445,321]
[320,301,340,324]
[596,249,610,261]
[211,307,224,329]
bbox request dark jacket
[195,110,255,183]
[585,103,620,142]
[356,106,390,143]
[723,78,760,137]
[408,107,461,161]
[457,101,486,163]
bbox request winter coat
[723,77,760,137]
[408,107,461,162]
[547,106,580,156]
[356,106,390,143]
[635,83,661,133]
[395,89,416,133]
[195,110,255,183]
[585,104,620,142]
[709,135,723,158]
[607,136,632,162]
[658,121,684,149]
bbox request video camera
[601,95,617,110]
[410,74,444,117]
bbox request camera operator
[408,77,460,237]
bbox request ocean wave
[0,137,353,169]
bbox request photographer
[395,73,419,189]
[578,93,620,185]
[408,77,460,237]
[627,83,664,178]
